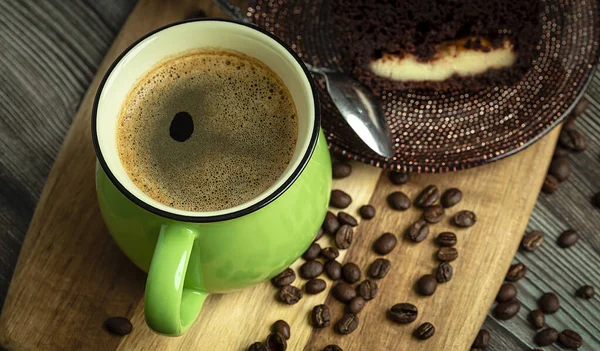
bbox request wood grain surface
[0,1,599,350]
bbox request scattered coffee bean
[496,283,518,302]
[347,296,366,314]
[493,300,521,320]
[535,328,559,346]
[542,174,559,194]
[558,329,583,349]
[558,128,586,152]
[436,262,453,283]
[389,303,418,324]
[549,157,571,182]
[529,309,545,329]
[311,304,330,328]
[406,220,430,242]
[368,258,391,279]
[266,332,287,351]
[321,247,339,261]
[389,171,409,185]
[357,279,378,300]
[441,188,463,208]
[557,229,579,248]
[539,292,560,314]
[303,243,321,260]
[414,322,435,340]
[104,316,133,336]
[554,146,569,158]
[564,117,576,130]
[521,230,544,252]
[436,232,457,247]
[437,247,458,262]
[305,279,326,294]
[423,204,445,223]
[415,185,439,208]
[323,345,343,351]
[322,211,340,234]
[336,313,359,335]
[453,210,476,227]
[472,329,490,348]
[572,96,589,117]
[335,225,354,249]
[342,263,361,284]
[332,162,352,179]
[184,8,207,19]
[272,320,290,340]
[387,191,411,210]
[324,260,342,281]
[592,192,600,209]
[248,342,268,351]
[506,263,527,281]
[278,285,303,305]
[299,260,323,279]
[359,205,376,219]
[272,268,296,287]
[576,285,594,299]
[338,211,358,227]
[416,274,437,296]
[330,190,352,209]
[332,282,357,303]
[314,227,325,242]
[373,232,397,255]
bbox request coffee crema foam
[117,49,298,212]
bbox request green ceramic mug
[92,19,331,336]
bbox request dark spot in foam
[170,111,194,142]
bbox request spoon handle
[212,0,250,23]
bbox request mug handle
[144,224,208,336]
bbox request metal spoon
[213,0,396,158]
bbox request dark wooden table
[0,1,598,350]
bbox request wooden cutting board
[0,1,561,350]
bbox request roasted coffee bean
[335,225,354,249]
[266,332,287,351]
[342,262,361,284]
[558,329,583,349]
[506,263,527,281]
[323,345,343,351]
[472,329,490,348]
[368,258,391,279]
[441,188,463,208]
[521,230,544,252]
[347,296,366,314]
[330,189,352,209]
[314,227,325,242]
[389,303,418,324]
[303,243,321,260]
[592,192,600,209]
[496,283,518,302]
[278,285,303,305]
[529,309,545,329]
[573,96,589,117]
[406,220,430,242]
[549,157,571,182]
[338,211,357,227]
[323,211,340,234]
[272,268,296,287]
[359,205,376,219]
[542,174,559,194]
[436,262,453,283]
[493,300,521,320]
[184,9,207,19]
[305,279,326,294]
[453,210,477,227]
[416,274,437,296]
[272,320,290,340]
[104,316,133,336]
[357,279,378,300]
[389,171,409,185]
[436,232,457,247]
[437,247,458,262]
[564,117,576,130]
[373,233,397,255]
[539,292,560,314]
[423,204,445,223]
[554,146,569,158]
[321,247,340,261]
[311,304,330,328]
[333,282,356,303]
[248,342,268,351]
[332,162,352,179]
[299,260,323,279]
[559,128,586,152]
[535,328,559,346]
[557,229,579,248]
[576,285,595,299]
[388,191,411,210]
[415,185,439,208]
[324,260,342,280]
[414,322,435,340]
[336,313,359,334]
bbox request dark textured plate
[246,0,599,172]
